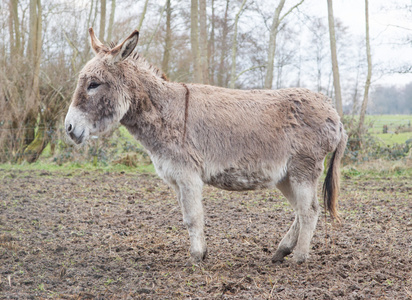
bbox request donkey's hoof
[293,252,309,264]
[185,254,206,267]
[188,248,207,266]
[272,254,285,264]
[272,247,291,264]
[185,258,203,267]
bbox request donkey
[65,28,347,264]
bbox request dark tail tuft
[322,128,347,222]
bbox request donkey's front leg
[177,176,207,264]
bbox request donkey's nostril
[67,123,73,133]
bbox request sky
[305,0,412,87]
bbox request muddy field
[0,168,411,299]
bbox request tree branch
[279,0,304,24]
[235,65,266,81]
[63,31,79,72]
[144,0,167,55]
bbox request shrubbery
[343,117,411,163]
[49,126,151,167]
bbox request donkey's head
[65,28,139,144]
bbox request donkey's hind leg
[292,182,319,263]
[176,174,207,264]
[274,175,320,263]
[272,212,300,263]
[273,176,300,263]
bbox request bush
[50,126,149,167]
[343,117,411,162]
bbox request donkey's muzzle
[66,123,84,145]
[65,105,89,145]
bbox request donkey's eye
[88,82,100,90]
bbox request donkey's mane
[107,41,168,81]
[130,52,168,81]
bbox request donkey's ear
[109,30,139,63]
[89,28,105,54]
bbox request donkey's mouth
[69,130,85,145]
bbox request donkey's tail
[322,126,347,222]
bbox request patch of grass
[367,115,412,145]
[0,160,155,174]
[374,132,412,145]
[342,159,412,179]
[367,114,412,133]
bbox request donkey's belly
[206,168,274,191]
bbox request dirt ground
[0,168,411,299]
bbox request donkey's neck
[120,69,188,154]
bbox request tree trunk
[229,0,247,89]
[208,0,215,85]
[9,0,21,57]
[143,1,167,54]
[162,0,172,77]
[107,0,116,42]
[8,2,15,60]
[191,0,202,83]
[22,112,37,157]
[199,0,209,84]
[217,0,229,87]
[83,0,96,62]
[86,0,94,29]
[264,0,304,89]
[351,55,361,116]
[24,81,67,163]
[138,0,149,31]
[99,0,106,42]
[23,120,48,163]
[26,0,42,130]
[327,0,343,117]
[23,0,42,162]
[358,0,372,133]
[264,0,285,89]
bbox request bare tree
[162,0,172,76]
[306,18,329,92]
[350,39,365,116]
[208,0,216,85]
[327,0,343,117]
[217,0,230,87]
[229,0,247,89]
[358,0,372,133]
[143,0,167,54]
[107,0,116,42]
[191,0,202,83]
[264,0,285,89]
[199,0,209,84]
[137,0,149,31]
[23,0,42,160]
[99,0,106,42]
[9,0,21,57]
[264,0,304,89]
[83,0,97,62]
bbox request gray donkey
[65,29,347,264]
